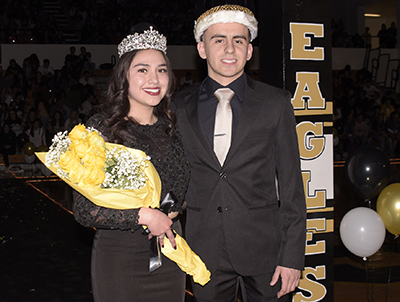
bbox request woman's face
[33,120,40,129]
[126,49,169,115]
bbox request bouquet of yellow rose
[35,124,210,286]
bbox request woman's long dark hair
[96,48,176,144]
[29,118,43,137]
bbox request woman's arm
[72,192,176,248]
[138,207,176,248]
[72,191,141,232]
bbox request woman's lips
[143,88,161,96]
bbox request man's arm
[273,90,306,297]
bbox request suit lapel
[224,76,263,165]
[184,82,221,166]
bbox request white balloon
[24,154,35,164]
[339,207,386,258]
[40,164,53,176]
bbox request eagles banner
[259,1,334,301]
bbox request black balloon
[335,120,345,136]
[345,146,391,200]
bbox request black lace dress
[72,114,190,302]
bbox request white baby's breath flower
[87,127,101,134]
[45,130,71,167]
[101,146,149,190]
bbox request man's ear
[197,42,207,59]
[247,43,253,61]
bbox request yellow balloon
[36,145,49,152]
[377,183,400,235]
[23,142,36,156]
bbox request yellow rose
[58,150,81,173]
[69,139,90,158]
[69,163,85,184]
[86,131,105,150]
[80,166,105,186]
[82,145,106,168]
[69,124,87,142]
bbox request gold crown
[117,26,167,57]
[194,5,258,43]
[196,5,255,24]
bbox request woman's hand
[138,207,176,249]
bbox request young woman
[50,110,65,133]
[64,108,81,131]
[72,24,190,302]
[0,123,17,167]
[25,118,46,148]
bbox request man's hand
[270,265,301,298]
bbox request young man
[175,3,306,301]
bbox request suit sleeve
[275,91,307,270]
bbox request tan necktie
[214,88,235,165]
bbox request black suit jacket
[175,75,306,276]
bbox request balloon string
[371,258,376,302]
[364,258,370,302]
[385,235,398,302]
[364,258,375,302]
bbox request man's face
[197,22,253,86]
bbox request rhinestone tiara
[117,26,167,57]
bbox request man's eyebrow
[210,34,248,41]
[211,34,227,39]
[233,35,248,41]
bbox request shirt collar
[205,74,245,101]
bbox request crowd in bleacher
[0,0,197,45]
[0,46,98,167]
[0,0,200,167]
[333,64,400,161]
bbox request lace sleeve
[72,191,141,232]
[169,130,190,213]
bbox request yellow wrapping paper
[35,144,211,285]
[162,234,211,286]
[36,144,161,210]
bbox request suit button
[219,172,227,178]
[217,206,222,213]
